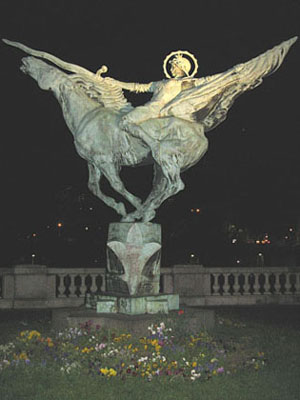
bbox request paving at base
[52,306,215,336]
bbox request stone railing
[0,265,106,309]
[1,264,300,309]
[161,265,300,306]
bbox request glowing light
[232,239,237,244]
[236,260,241,264]
[289,228,293,232]
[258,253,263,257]
[285,236,289,240]
[196,208,201,213]
[32,233,37,237]
[191,208,194,212]
[190,254,195,257]
[256,240,260,244]
[85,226,89,231]
[57,222,63,228]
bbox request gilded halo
[163,50,198,78]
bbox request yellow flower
[19,352,28,360]
[121,362,125,368]
[100,367,109,375]
[28,330,41,340]
[144,345,148,350]
[153,363,158,368]
[155,345,161,353]
[82,347,93,354]
[128,344,132,350]
[192,361,197,367]
[109,368,117,376]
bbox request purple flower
[217,367,224,374]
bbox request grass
[0,306,300,400]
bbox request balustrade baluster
[90,274,98,293]
[285,273,292,294]
[100,273,106,292]
[244,273,251,295]
[253,273,260,294]
[274,273,281,294]
[77,275,84,297]
[233,274,240,295]
[296,273,300,294]
[68,274,77,297]
[212,273,220,295]
[264,273,271,295]
[57,274,66,297]
[223,273,230,296]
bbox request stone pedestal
[87,222,179,315]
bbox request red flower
[178,310,184,315]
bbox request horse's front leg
[122,163,168,222]
[87,163,127,217]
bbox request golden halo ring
[163,50,198,78]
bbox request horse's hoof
[117,202,127,217]
[142,210,156,222]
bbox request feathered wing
[160,37,297,132]
[2,38,133,112]
[69,74,133,111]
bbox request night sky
[0,0,299,243]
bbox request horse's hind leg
[141,150,185,222]
[87,163,127,217]
[99,162,142,212]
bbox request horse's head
[20,56,62,91]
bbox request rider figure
[103,54,195,148]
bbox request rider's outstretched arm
[105,78,156,93]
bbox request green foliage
[0,307,300,400]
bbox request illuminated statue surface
[3,37,297,222]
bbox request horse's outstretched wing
[2,39,133,112]
[160,37,297,131]
[69,73,133,111]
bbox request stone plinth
[86,293,179,315]
[106,222,161,296]
[52,306,215,337]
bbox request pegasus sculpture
[3,37,297,222]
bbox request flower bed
[0,317,266,381]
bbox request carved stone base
[106,222,162,296]
[86,293,179,315]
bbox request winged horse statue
[3,37,297,222]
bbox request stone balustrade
[0,264,300,309]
